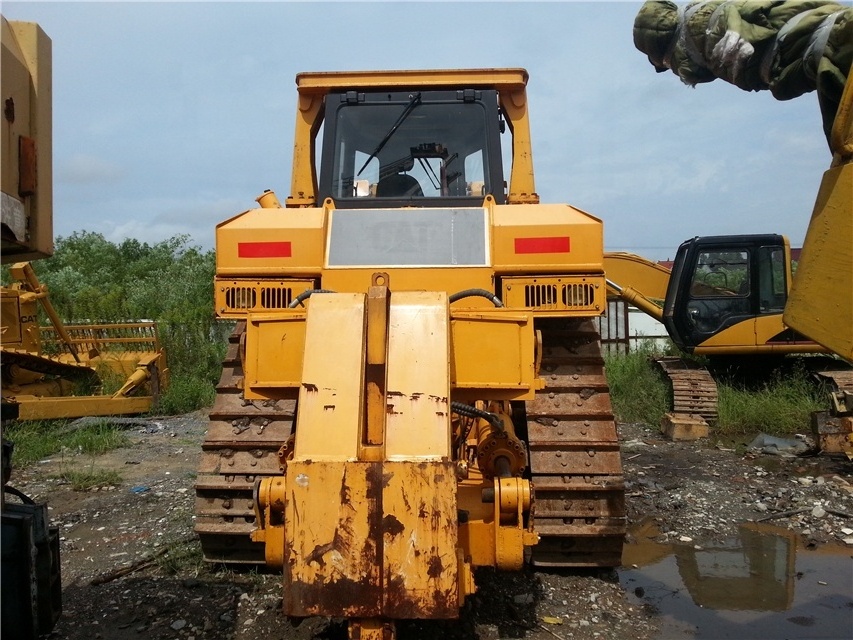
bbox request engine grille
[216,279,316,317]
[503,276,604,315]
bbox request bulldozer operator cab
[318,89,506,207]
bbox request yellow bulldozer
[1,16,168,422]
[194,68,626,637]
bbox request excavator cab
[318,88,503,205]
[663,234,801,353]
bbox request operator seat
[376,173,423,197]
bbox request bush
[716,368,824,436]
[157,374,217,415]
[604,343,670,427]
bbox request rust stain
[386,403,401,415]
[382,514,405,537]
[381,471,394,488]
[305,540,335,568]
[427,554,444,578]
[339,468,351,506]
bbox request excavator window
[757,246,787,313]
[686,250,751,334]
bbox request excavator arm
[603,251,671,323]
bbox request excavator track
[654,356,719,424]
[525,318,626,568]
[194,322,294,564]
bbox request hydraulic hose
[449,289,503,307]
[288,289,337,308]
[450,401,505,432]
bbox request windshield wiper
[357,92,422,177]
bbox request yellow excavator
[605,234,852,428]
[631,0,852,374]
[195,68,626,638]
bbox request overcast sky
[3,1,833,260]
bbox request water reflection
[620,518,853,639]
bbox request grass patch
[716,370,824,436]
[604,345,826,436]
[56,467,123,491]
[157,375,216,415]
[4,419,130,468]
[156,538,205,576]
[604,343,670,427]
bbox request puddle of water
[620,519,853,639]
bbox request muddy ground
[7,412,853,640]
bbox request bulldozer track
[654,357,719,424]
[197,318,627,568]
[194,322,294,564]
[525,318,625,567]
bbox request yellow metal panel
[214,278,316,318]
[294,293,365,460]
[283,459,460,619]
[785,162,853,362]
[385,292,451,459]
[502,275,605,315]
[215,207,326,276]
[296,68,528,94]
[1,289,24,345]
[1,17,53,261]
[381,460,458,619]
[695,315,826,356]
[12,395,153,420]
[450,310,538,401]
[283,460,381,617]
[243,312,306,399]
[323,267,494,301]
[492,204,604,273]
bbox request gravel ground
[6,413,852,640]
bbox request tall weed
[716,369,824,436]
[604,343,670,427]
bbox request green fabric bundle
[633,0,853,142]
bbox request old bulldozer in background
[1,16,168,639]
[1,15,168,422]
[194,68,625,638]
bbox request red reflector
[238,241,292,258]
[514,237,570,254]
